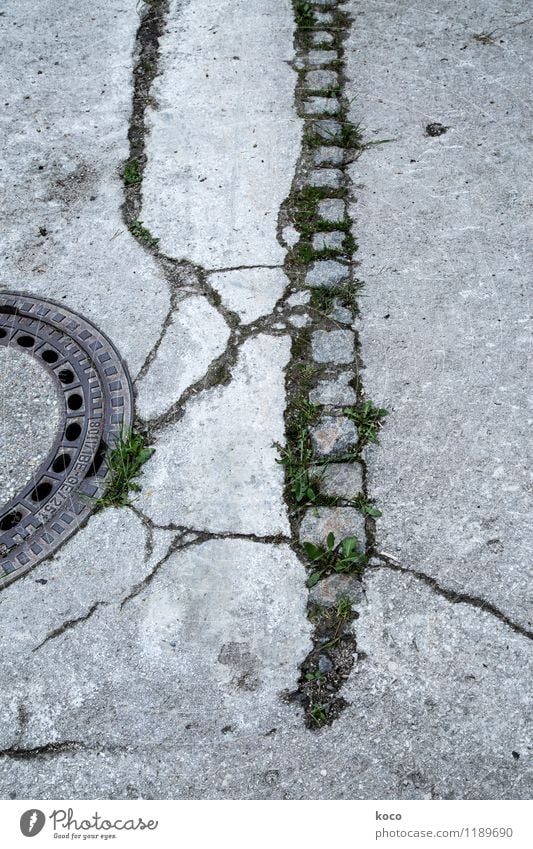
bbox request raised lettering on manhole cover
[0,292,133,588]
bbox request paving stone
[315,11,334,23]
[303,97,340,116]
[314,0,336,6]
[136,295,230,420]
[314,146,344,166]
[288,313,311,328]
[311,31,335,46]
[317,197,346,222]
[316,462,364,499]
[311,329,355,364]
[286,290,311,307]
[312,118,342,140]
[209,267,288,324]
[143,0,301,268]
[300,506,366,548]
[305,259,349,288]
[309,371,357,405]
[282,224,300,247]
[331,300,354,324]
[307,168,343,189]
[139,334,291,534]
[309,573,364,608]
[304,71,339,91]
[312,230,345,251]
[307,49,338,66]
[310,415,357,456]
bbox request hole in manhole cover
[0,292,133,588]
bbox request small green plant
[309,703,327,727]
[344,400,389,444]
[340,121,364,149]
[310,287,335,315]
[353,494,382,517]
[276,396,322,505]
[277,443,319,504]
[303,532,366,588]
[305,670,323,682]
[95,429,154,509]
[342,232,357,255]
[122,159,142,186]
[336,595,353,619]
[295,1,315,28]
[129,220,159,248]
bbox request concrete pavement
[0,0,531,800]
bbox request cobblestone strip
[278,0,389,728]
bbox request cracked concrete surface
[143,0,300,268]
[346,0,533,632]
[0,0,170,379]
[0,0,532,801]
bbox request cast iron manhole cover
[0,291,133,588]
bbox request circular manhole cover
[0,291,133,588]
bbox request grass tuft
[344,400,389,445]
[94,429,154,509]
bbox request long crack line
[373,551,533,641]
[31,602,107,653]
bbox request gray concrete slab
[138,334,292,535]
[1,564,531,800]
[135,295,230,421]
[142,0,300,269]
[0,0,170,379]
[345,0,533,630]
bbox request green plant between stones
[344,400,389,445]
[303,532,367,588]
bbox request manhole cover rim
[0,290,134,588]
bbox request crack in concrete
[0,741,128,760]
[205,264,285,274]
[31,601,107,653]
[373,551,533,641]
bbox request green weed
[344,400,389,445]
[303,532,367,588]
[122,159,142,186]
[129,220,159,247]
[309,703,327,727]
[94,429,154,509]
[336,595,353,619]
[353,494,383,517]
[295,1,316,28]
